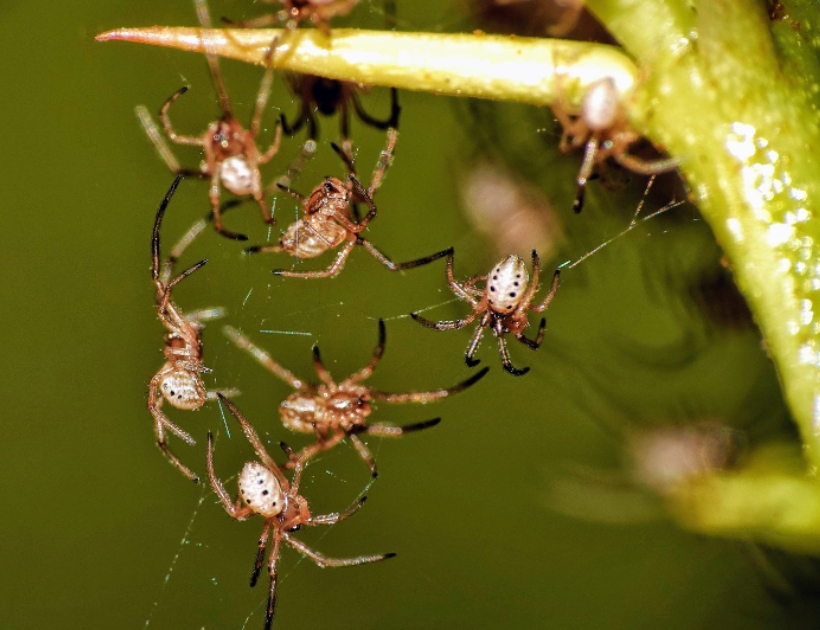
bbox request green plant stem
[96,28,638,109]
[672,470,820,555]
[587,0,820,471]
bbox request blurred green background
[1,1,817,628]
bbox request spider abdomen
[280,392,321,432]
[486,255,529,314]
[278,214,349,259]
[239,461,285,518]
[159,366,207,410]
[220,155,258,196]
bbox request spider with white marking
[246,128,453,278]
[411,250,560,376]
[136,0,283,240]
[148,174,235,482]
[223,319,489,477]
[553,77,678,213]
[208,394,393,630]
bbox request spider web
[135,0,695,626]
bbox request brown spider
[411,249,560,376]
[553,77,678,213]
[135,0,283,241]
[149,174,236,482]
[208,394,394,630]
[223,0,360,32]
[281,72,400,152]
[246,128,453,278]
[223,319,489,477]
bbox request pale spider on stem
[223,319,489,477]
[246,128,453,278]
[207,394,394,630]
[136,0,284,241]
[553,77,678,213]
[148,174,236,482]
[411,250,561,376]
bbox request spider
[281,72,400,154]
[223,319,489,477]
[246,128,453,278]
[552,76,678,213]
[149,174,236,482]
[223,0,360,32]
[135,0,283,241]
[411,249,560,376]
[208,394,394,630]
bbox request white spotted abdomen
[239,461,284,518]
[486,255,529,314]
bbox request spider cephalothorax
[224,319,489,476]
[412,249,561,376]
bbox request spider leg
[151,174,185,282]
[195,0,233,116]
[358,238,453,272]
[368,366,489,403]
[263,530,284,630]
[250,521,272,587]
[149,373,196,445]
[288,430,347,469]
[161,216,209,284]
[530,268,561,313]
[311,345,337,388]
[208,170,249,241]
[362,417,442,437]
[516,318,547,350]
[222,13,279,28]
[186,306,226,324]
[331,140,357,178]
[206,432,256,517]
[340,98,352,149]
[258,120,284,165]
[615,151,679,175]
[307,496,368,526]
[465,318,489,367]
[284,533,396,568]
[446,250,481,305]
[137,105,185,174]
[217,394,289,487]
[343,319,386,385]
[346,176,379,229]
[250,35,280,140]
[272,239,357,278]
[269,136,317,194]
[367,127,398,197]
[223,326,305,389]
[574,135,600,213]
[348,432,378,477]
[351,88,401,131]
[496,330,530,376]
[409,310,479,331]
[150,381,198,482]
[158,86,206,146]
